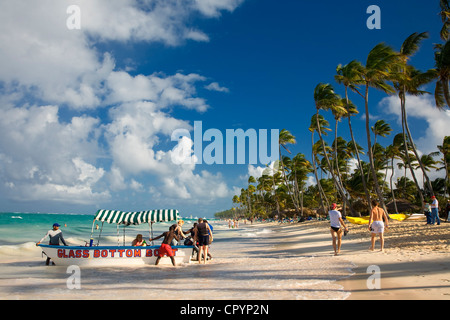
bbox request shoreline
[0,219,448,300]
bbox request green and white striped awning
[94,209,179,225]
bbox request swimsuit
[157,243,175,257]
[371,221,384,234]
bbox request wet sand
[0,219,448,300]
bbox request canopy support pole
[117,224,120,246]
[97,221,104,246]
[89,219,96,240]
[123,224,126,246]
[150,222,154,246]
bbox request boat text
[56,248,178,259]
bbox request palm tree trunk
[279,145,300,214]
[402,92,435,196]
[344,87,370,215]
[312,132,328,214]
[315,109,352,211]
[390,156,399,213]
[400,95,424,209]
[364,84,388,213]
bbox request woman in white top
[328,203,348,256]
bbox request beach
[0,216,449,300]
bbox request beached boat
[38,209,194,266]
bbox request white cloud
[379,94,449,187]
[205,82,230,93]
[247,161,280,179]
[194,0,244,17]
[0,0,243,208]
[380,95,450,154]
[0,105,108,204]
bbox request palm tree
[385,134,404,213]
[247,176,256,217]
[433,39,450,109]
[437,136,450,197]
[290,153,312,217]
[440,0,450,41]
[278,129,300,214]
[371,120,392,147]
[332,99,350,196]
[313,83,351,210]
[392,32,436,200]
[418,153,439,192]
[359,43,400,213]
[335,61,372,210]
[309,114,330,214]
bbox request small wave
[0,242,41,257]
[11,216,23,219]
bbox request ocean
[0,212,353,300]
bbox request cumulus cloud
[0,0,243,208]
[379,94,450,154]
[379,94,450,186]
[0,105,108,204]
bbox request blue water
[0,212,202,247]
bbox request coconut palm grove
[216,1,450,221]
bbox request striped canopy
[94,209,179,225]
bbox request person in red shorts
[149,225,180,266]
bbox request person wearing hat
[328,203,348,256]
[36,223,68,265]
[430,196,440,225]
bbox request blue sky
[0,0,448,218]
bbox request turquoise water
[0,212,202,248]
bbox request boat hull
[38,244,194,266]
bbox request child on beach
[328,204,348,256]
[368,199,389,252]
[131,234,145,246]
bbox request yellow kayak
[346,216,370,225]
[346,214,409,225]
[389,214,409,221]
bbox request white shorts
[371,221,384,234]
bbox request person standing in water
[149,225,180,266]
[368,199,389,252]
[328,203,348,256]
[36,223,68,265]
[194,218,213,264]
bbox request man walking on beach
[150,225,180,266]
[368,200,389,252]
[36,223,68,265]
[328,203,348,256]
[430,196,440,225]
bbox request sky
[0,0,449,218]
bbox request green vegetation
[215,2,450,221]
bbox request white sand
[0,220,448,300]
